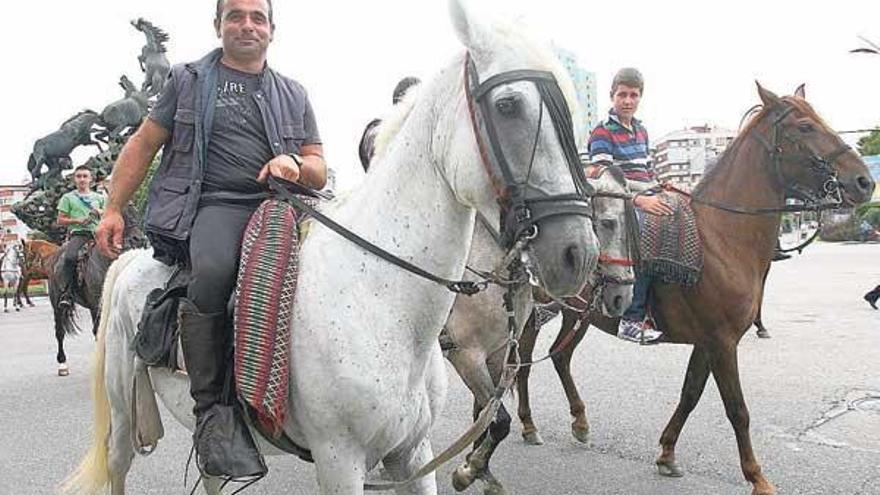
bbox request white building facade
[553,45,598,150]
[0,184,32,245]
[652,125,737,191]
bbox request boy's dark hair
[611,67,644,97]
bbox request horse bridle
[560,165,638,314]
[694,102,852,215]
[464,54,594,249]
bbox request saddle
[74,239,95,289]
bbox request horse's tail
[61,250,141,495]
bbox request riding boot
[178,298,267,481]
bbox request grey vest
[145,49,311,264]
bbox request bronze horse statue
[96,76,151,143]
[27,110,102,185]
[48,206,146,376]
[131,18,170,97]
[514,84,874,495]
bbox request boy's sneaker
[617,318,663,345]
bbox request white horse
[442,164,637,494]
[1,243,24,312]
[65,2,600,494]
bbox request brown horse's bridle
[693,103,851,215]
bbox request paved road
[0,242,877,495]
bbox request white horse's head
[586,165,637,317]
[437,0,598,297]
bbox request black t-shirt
[202,64,274,193]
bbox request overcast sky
[3,0,879,188]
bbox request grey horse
[132,18,171,97]
[97,76,150,143]
[27,110,102,184]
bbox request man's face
[73,170,92,190]
[611,84,642,122]
[215,0,273,61]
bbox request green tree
[133,154,161,220]
[857,128,880,156]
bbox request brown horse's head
[754,83,875,205]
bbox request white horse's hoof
[58,364,70,377]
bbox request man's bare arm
[299,144,327,190]
[106,119,170,213]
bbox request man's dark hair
[215,0,274,26]
[610,67,644,97]
[392,77,421,105]
[73,165,92,176]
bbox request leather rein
[691,103,852,216]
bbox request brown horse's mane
[693,95,833,197]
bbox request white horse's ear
[794,83,806,99]
[449,0,485,52]
[756,81,782,108]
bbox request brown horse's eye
[797,123,814,133]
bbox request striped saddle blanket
[639,192,703,287]
[234,197,315,438]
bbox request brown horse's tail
[61,250,141,495]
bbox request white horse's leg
[312,443,368,495]
[202,476,223,495]
[382,437,438,495]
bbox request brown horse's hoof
[656,460,684,478]
[483,482,508,495]
[57,364,69,377]
[571,424,590,444]
[522,430,544,446]
[452,464,477,492]
[756,329,771,339]
[751,480,777,495]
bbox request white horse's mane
[371,18,584,165]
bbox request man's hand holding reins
[257,154,300,184]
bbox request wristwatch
[286,153,303,166]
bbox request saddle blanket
[639,192,703,287]
[234,197,314,438]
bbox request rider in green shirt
[56,165,105,307]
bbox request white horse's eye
[495,97,519,117]
[601,219,617,230]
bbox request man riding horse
[95,0,327,482]
[55,165,105,309]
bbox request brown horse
[47,206,146,376]
[515,84,875,495]
[16,239,60,307]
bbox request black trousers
[187,203,259,315]
[59,232,92,292]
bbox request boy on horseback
[585,68,671,344]
[55,165,104,308]
[95,0,327,482]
